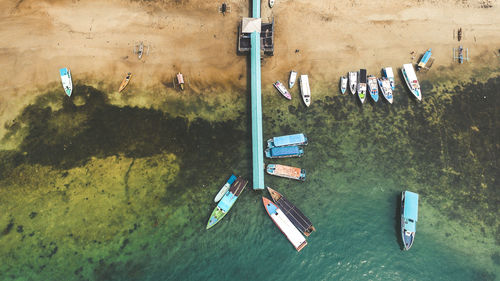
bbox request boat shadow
[394,192,404,251]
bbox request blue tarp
[218,192,238,212]
[270,146,301,157]
[273,134,307,147]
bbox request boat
[357,69,367,104]
[262,197,308,251]
[177,72,185,90]
[289,70,297,88]
[269,0,275,8]
[273,81,292,100]
[214,175,237,203]
[401,190,419,250]
[348,72,357,95]
[267,133,308,148]
[266,164,306,181]
[206,177,248,229]
[118,72,132,93]
[382,67,395,90]
[378,78,393,104]
[265,146,304,158]
[401,64,422,101]
[267,187,316,236]
[417,48,432,71]
[59,68,73,97]
[340,76,347,94]
[137,41,144,60]
[299,75,311,107]
[367,75,379,102]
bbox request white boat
[269,0,275,8]
[137,41,144,60]
[214,175,237,202]
[59,68,73,97]
[299,75,311,107]
[273,81,292,100]
[289,70,297,89]
[367,75,379,102]
[382,67,395,90]
[340,76,347,94]
[357,69,367,104]
[348,72,357,95]
[378,78,393,104]
[401,64,422,101]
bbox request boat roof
[419,49,432,64]
[384,67,394,77]
[359,69,367,83]
[273,133,306,147]
[274,192,313,233]
[404,191,419,221]
[270,146,301,156]
[403,64,418,80]
[59,68,68,76]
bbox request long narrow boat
[266,164,306,181]
[340,76,347,94]
[401,190,419,250]
[206,177,248,229]
[367,75,379,102]
[357,69,367,104]
[177,72,185,90]
[267,133,308,148]
[289,70,297,89]
[118,72,132,92]
[59,68,73,97]
[213,175,237,202]
[265,146,304,158]
[382,67,395,90]
[417,48,432,70]
[401,64,422,101]
[299,74,311,107]
[262,197,308,251]
[349,71,357,95]
[378,78,394,104]
[267,187,316,236]
[273,81,292,100]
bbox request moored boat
[367,75,379,102]
[299,75,311,107]
[382,67,395,90]
[267,187,316,236]
[265,146,304,158]
[378,78,393,104]
[266,164,305,181]
[401,190,419,250]
[137,41,144,60]
[177,72,185,90]
[269,0,275,8]
[262,197,308,251]
[417,48,432,71]
[401,64,422,101]
[59,67,73,97]
[267,133,308,148]
[349,71,357,95]
[357,69,367,104]
[273,81,292,100]
[118,72,132,92]
[340,76,348,94]
[289,70,297,88]
[206,177,248,229]
[214,175,237,202]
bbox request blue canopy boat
[401,191,419,250]
[265,145,304,158]
[417,48,432,70]
[267,133,308,148]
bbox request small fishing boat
[299,75,311,107]
[267,133,308,148]
[417,48,432,71]
[266,164,306,181]
[59,68,73,97]
[348,71,357,95]
[378,78,393,104]
[206,177,248,229]
[267,187,316,236]
[340,76,348,94]
[214,175,237,202]
[401,64,422,101]
[289,70,297,89]
[273,81,292,100]
[269,0,275,8]
[367,75,379,102]
[118,72,132,92]
[382,67,395,90]
[401,190,419,250]
[265,146,304,158]
[262,197,307,251]
[357,69,367,104]
[137,41,144,60]
[177,72,185,90]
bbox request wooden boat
[269,0,275,8]
[267,187,316,236]
[289,70,297,89]
[357,69,367,104]
[273,81,292,100]
[340,76,347,94]
[177,72,185,90]
[59,68,73,97]
[299,74,311,107]
[378,78,393,104]
[401,191,419,250]
[266,164,305,181]
[118,72,132,92]
[401,64,422,101]
[214,175,237,202]
[262,197,307,251]
[348,71,357,95]
[206,177,248,229]
[367,75,379,102]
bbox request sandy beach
[1,0,500,136]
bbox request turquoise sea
[0,69,499,280]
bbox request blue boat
[265,146,304,158]
[206,177,248,229]
[267,133,308,148]
[417,48,432,70]
[401,191,419,250]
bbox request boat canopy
[404,191,419,222]
[269,146,301,157]
[218,192,236,212]
[384,67,394,78]
[359,69,367,83]
[418,49,432,67]
[403,64,417,81]
[272,133,307,147]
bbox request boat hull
[400,191,419,250]
[265,146,304,158]
[266,164,306,181]
[289,71,297,89]
[378,78,393,104]
[340,76,347,94]
[59,68,73,97]
[214,175,237,202]
[349,72,357,95]
[357,84,367,104]
[401,64,422,101]
[299,75,311,107]
[118,73,132,92]
[273,81,292,100]
[367,76,379,102]
[206,177,248,229]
